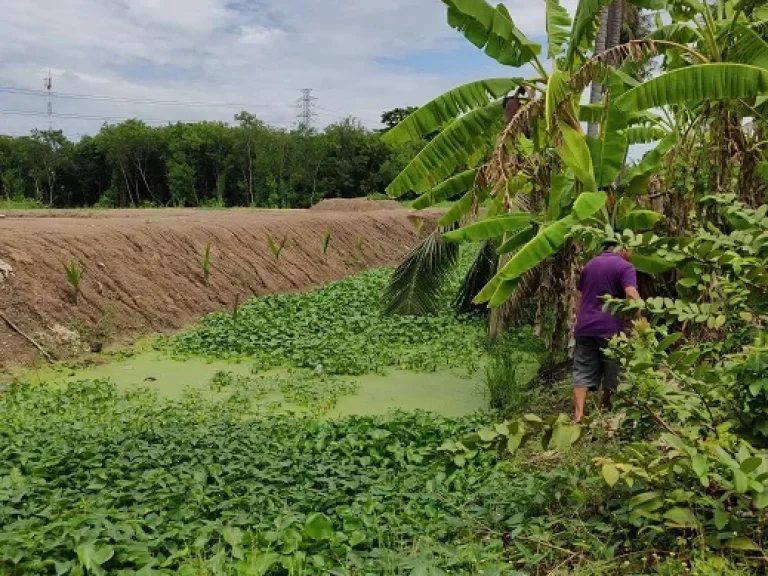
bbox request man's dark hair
[601,238,619,249]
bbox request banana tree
[383,0,768,345]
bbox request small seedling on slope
[232,294,240,329]
[414,218,424,236]
[197,243,212,287]
[64,260,83,304]
[356,236,366,256]
[321,229,331,256]
[267,233,288,261]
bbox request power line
[0,106,298,129]
[0,85,295,110]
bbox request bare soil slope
[310,198,402,212]
[0,204,433,367]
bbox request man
[572,240,641,422]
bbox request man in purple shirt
[572,240,640,422]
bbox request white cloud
[239,25,283,46]
[0,0,556,138]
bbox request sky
[0,0,579,139]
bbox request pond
[20,351,487,418]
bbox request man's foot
[599,390,614,412]
[573,388,589,424]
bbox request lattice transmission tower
[297,88,317,130]
[44,70,53,130]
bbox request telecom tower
[43,70,53,130]
[297,88,317,130]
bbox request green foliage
[0,118,418,209]
[63,260,83,304]
[173,268,484,375]
[386,101,503,198]
[615,64,768,112]
[441,0,541,66]
[267,233,288,261]
[411,169,478,210]
[383,80,519,145]
[197,243,212,287]
[443,213,532,243]
[382,229,460,316]
[0,195,46,209]
[454,240,498,313]
[484,328,545,413]
[321,229,331,256]
[545,0,572,58]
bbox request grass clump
[484,327,547,414]
[197,243,212,287]
[63,260,83,303]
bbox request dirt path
[0,204,434,368]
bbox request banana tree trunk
[587,7,610,139]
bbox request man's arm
[624,286,641,301]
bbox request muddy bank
[0,203,434,367]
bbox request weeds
[414,217,424,236]
[73,313,113,353]
[197,243,212,287]
[231,294,240,330]
[267,233,288,261]
[322,229,331,256]
[63,260,83,303]
[484,328,545,414]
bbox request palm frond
[454,241,499,313]
[382,227,460,316]
[488,265,543,342]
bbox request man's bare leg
[599,389,614,412]
[573,388,589,423]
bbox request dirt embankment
[0,203,433,368]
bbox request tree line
[0,111,424,209]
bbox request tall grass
[197,243,212,287]
[484,328,546,414]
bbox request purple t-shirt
[575,251,638,338]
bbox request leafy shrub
[0,195,46,209]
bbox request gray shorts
[572,337,619,391]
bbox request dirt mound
[0,208,434,368]
[310,198,403,212]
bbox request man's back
[575,251,637,338]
